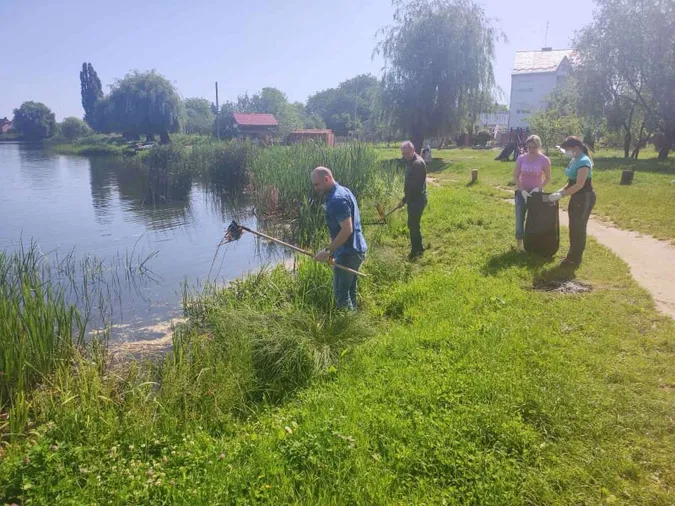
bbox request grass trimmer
[218,220,367,277]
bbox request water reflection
[89,157,195,231]
[1,142,288,341]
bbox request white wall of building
[508,68,569,129]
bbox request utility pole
[544,21,549,47]
[215,81,220,140]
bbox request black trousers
[407,197,427,254]
[567,191,596,264]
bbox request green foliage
[58,117,92,142]
[0,245,85,418]
[12,101,56,140]
[248,142,401,246]
[184,98,215,135]
[376,0,499,147]
[306,74,382,137]
[145,141,255,188]
[575,0,675,159]
[473,130,491,147]
[79,62,103,131]
[106,71,185,142]
[1,149,674,503]
[528,108,581,155]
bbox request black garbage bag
[524,192,559,257]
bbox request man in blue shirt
[311,166,367,310]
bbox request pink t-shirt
[517,153,549,191]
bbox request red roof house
[0,117,12,134]
[287,129,335,146]
[232,113,279,142]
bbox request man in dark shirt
[400,140,428,259]
[311,166,367,310]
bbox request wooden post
[620,169,634,185]
[471,169,478,183]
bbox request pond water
[0,142,287,342]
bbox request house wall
[508,68,568,129]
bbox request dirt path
[499,189,675,319]
[558,209,675,319]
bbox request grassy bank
[382,147,675,242]
[1,156,674,504]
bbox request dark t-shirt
[324,183,367,258]
[404,154,427,203]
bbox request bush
[59,117,93,142]
[473,130,491,147]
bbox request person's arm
[548,166,590,202]
[327,217,353,253]
[561,166,589,197]
[315,198,353,261]
[513,158,523,191]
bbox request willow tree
[106,70,184,143]
[376,0,499,152]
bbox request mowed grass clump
[249,142,401,246]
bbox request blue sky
[0,0,589,120]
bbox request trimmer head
[225,220,244,242]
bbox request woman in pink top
[513,135,551,251]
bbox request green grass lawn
[2,159,674,504]
[380,147,675,242]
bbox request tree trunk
[623,131,631,159]
[160,130,171,145]
[658,138,672,160]
[411,132,424,155]
[146,133,156,143]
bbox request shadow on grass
[481,249,554,276]
[592,157,675,175]
[427,158,452,173]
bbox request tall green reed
[248,141,401,247]
[0,242,158,438]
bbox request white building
[508,48,574,130]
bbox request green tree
[105,71,184,143]
[292,102,326,129]
[80,63,104,131]
[575,0,675,159]
[184,98,215,135]
[59,117,92,142]
[376,0,499,152]
[12,101,57,140]
[214,101,239,140]
[246,87,303,138]
[306,74,381,137]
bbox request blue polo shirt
[324,183,367,258]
